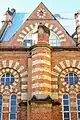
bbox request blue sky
[0,0,80,14]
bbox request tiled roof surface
[2,13,29,41]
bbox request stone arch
[17,22,67,43]
[52,60,80,99]
[0,60,28,100]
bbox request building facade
[0,2,80,120]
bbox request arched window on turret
[62,94,71,120]
[9,95,17,120]
[49,30,60,46]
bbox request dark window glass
[63,94,70,120]
[63,100,68,105]
[77,95,80,119]
[10,114,16,119]
[0,95,2,120]
[78,100,80,105]
[64,112,69,118]
[1,73,14,86]
[78,106,80,111]
[10,95,17,120]
[78,96,80,99]
[64,106,69,111]
[63,94,68,99]
[64,72,78,85]
[78,112,80,118]
[10,107,16,112]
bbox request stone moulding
[29,95,61,106]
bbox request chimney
[75,11,80,47]
[0,8,16,40]
[2,8,16,26]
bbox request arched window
[63,94,71,120]
[23,28,38,47]
[77,95,80,119]
[0,73,14,86]
[0,95,2,120]
[24,31,33,47]
[64,72,79,85]
[49,31,60,46]
[9,95,17,120]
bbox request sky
[0,0,80,15]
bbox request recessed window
[64,72,79,85]
[9,95,17,120]
[0,73,14,86]
[63,94,71,120]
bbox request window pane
[78,100,80,105]
[69,73,73,76]
[0,96,2,100]
[0,113,1,119]
[49,31,60,46]
[64,106,69,111]
[63,94,68,99]
[11,101,16,105]
[65,72,79,85]
[0,101,2,105]
[78,112,80,118]
[0,73,14,86]
[10,113,16,119]
[1,78,5,85]
[74,76,78,84]
[6,73,10,77]
[10,95,17,120]
[10,107,16,112]
[64,118,70,120]
[63,94,70,120]
[69,76,73,85]
[11,95,16,100]
[0,107,2,112]
[78,106,80,111]
[78,96,80,99]
[6,78,10,85]
[64,112,69,118]
[63,100,68,105]
[11,78,14,83]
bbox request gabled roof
[0,2,76,47]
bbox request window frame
[0,73,14,86]
[77,95,80,120]
[62,94,71,120]
[9,94,17,120]
[64,72,79,85]
[0,95,3,120]
[49,30,60,46]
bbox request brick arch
[0,60,28,101]
[17,23,38,42]
[45,23,66,42]
[17,22,67,43]
[52,60,80,99]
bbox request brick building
[0,2,80,120]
